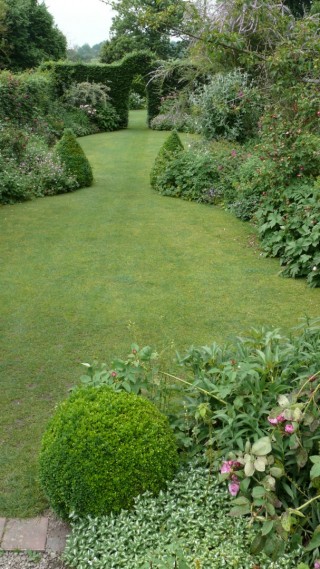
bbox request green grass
[0,110,319,517]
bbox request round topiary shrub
[39,387,179,520]
[150,130,184,190]
[54,128,93,188]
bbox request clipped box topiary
[55,128,93,188]
[39,386,179,520]
[150,130,184,190]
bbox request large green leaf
[252,436,272,456]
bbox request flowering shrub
[0,128,78,204]
[190,70,262,142]
[220,371,320,567]
[62,81,120,132]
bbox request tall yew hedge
[41,51,162,128]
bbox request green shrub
[190,70,261,142]
[155,148,221,202]
[129,91,146,110]
[150,130,184,189]
[255,182,320,287]
[39,386,179,520]
[150,92,195,133]
[0,156,34,204]
[54,129,93,188]
[63,460,302,569]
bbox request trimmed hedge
[55,129,93,188]
[39,386,179,520]
[41,51,162,128]
[150,130,184,189]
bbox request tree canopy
[0,0,66,70]
[99,0,186,63]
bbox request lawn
[0,110,319,517]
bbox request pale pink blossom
[285,423,294,434]
[228,478,240,496]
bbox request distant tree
[0,0,66,70]
[67,42,105,63]
[99,0,186,63]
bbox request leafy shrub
[150,92,195,133]
[0,128,79,204]
[0,156,34,204]
[63,461,301,569]
[39,386,179,520]
[62,81,120,133]
[93,102,121,132]
[0,70,54,126]
[129,91,146,110]
[150,130,184,189]
[255,182,320,287]
[190,70,261,142]
[54,129,93,188]
[220,366,320,566]
[62,81,111,109]
[155,147,221,202]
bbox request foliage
[129,91,146,110]
[100,0,185,64]
[220,369,320,567]
[54,129,93,188]
[190,70,262,142]
[0,0,66,71]
[154,145,221,202]
[63,460,301,569]
[150,91,195,132]
[62,81,111,109]
[0,70,54,125]
[62,81,120,132]
[42,51,161,128]
[39,386,179,520]
[150,130,184,189]
[66,42,105,63]
[151,138,248,205]
[255,182,320,287]
[0,123,79,204]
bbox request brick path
[0,517,70,553]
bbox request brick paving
[0,517,70,553]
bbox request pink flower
[221,460,233,474]
[228,478,240,496]
[111,371,117,377]
[231,150,237,157]
[220,460,241,474]
[314,561,320,569]
[276,414,286,423]
[268,416,278,425]
[285,423,294,434]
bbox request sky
[45,0,115,47]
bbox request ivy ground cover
[0,110,319,517]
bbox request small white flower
[313,266,318,271]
